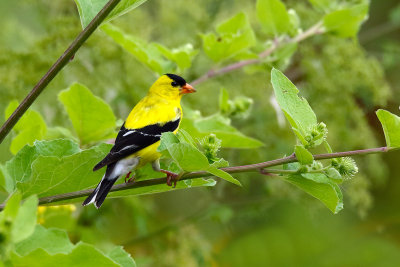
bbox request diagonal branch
[0,0,122,144]
[191,21,324,85]
[0,146,391,210]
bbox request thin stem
[191,21,324,86]
[0,146,391,210]
[0,0,122,144]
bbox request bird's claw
[124,171,135,183]
[160,169,179,188]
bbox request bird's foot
[124,172,135,183]
[159,169,179,188]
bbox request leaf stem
[0,0,122,144]
[0,146,392,210]
[191,21,324,86]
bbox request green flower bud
[331,157,358,179]
[199,134,222,164]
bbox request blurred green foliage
[1,0,400,266]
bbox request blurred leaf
[11,242,120,266]
[323,4,369,38]
[11,195,38,243]
[201,12,256,62]
[74,0,148,28]
[308,0,333,12]
[256,0,291,36]
[390,4,400,25]
[294,145,313,165]
[5,101,47,155]
[376,109,400,149]
[107,246,136,267]
[101,23,173,75]
[59,83,116,145]
[286,173,343,213]
[270,68,317,138]
[154,43,198,71]
[219,88,230,114]
[15,225,74,256]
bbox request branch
[0,0,122,144]
[0,146,391,210]
[191,21,324,86]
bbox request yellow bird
[83,74,196,208]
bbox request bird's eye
[171,81,178,87]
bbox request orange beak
[180,83,196,95]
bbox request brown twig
[0,146,392,210]
[191,21,324,85]
[0,0,122,144]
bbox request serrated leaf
[202,12,256,62]
[256,0,291,36]
[59,83,116,145]
[323,4,369,38]
[308,0,333,12]
[376,109,400,149]
[271,68,317,138]
[74,0,148,28]
[285,173,343,213]
[101,23,173,75]
[5,140,82,190]
[11,195,38,243]
[5,101,47,154]
[17,143,111,199]
[154,43,197,71]
[294,145,314,165]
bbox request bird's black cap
[165,73,186,87]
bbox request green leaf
[285,173,343,213]
[15,225,74,256]
[17,143,111,199]
[207,167,241,186]
[5,139,81,190]
[5,101,47,154]
[308,0,334,12]
[376,109,400,149]
[154,43,198,71]
[325,167,343,183]
[219,88,230,114]
[271,68,317,139]
[323,4,369,38]
[107,246,136,267]
[201,12,256,62]
[158,132,240,186]
[74,0,148,28]
[256,0,291,36]
[59,83,116,145]
[101,23,173,75]
[11,195,38,243]
[294,145,314,165]
[11,242,120,267]
[189,114,264,149]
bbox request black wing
[93,118,180,171]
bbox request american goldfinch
[83,74,196,208]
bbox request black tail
[83,163,118,208]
